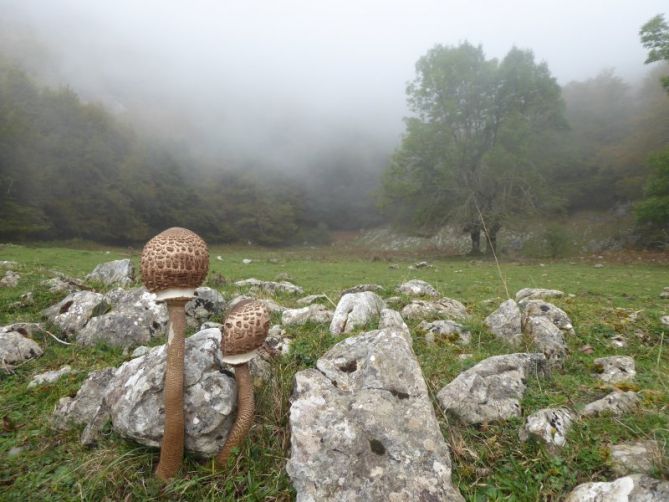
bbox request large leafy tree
[381,43,566,254]
[640,14,669,93]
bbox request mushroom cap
[140,227,209,298]
[221,300,270,363]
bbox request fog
[1,0,666,173]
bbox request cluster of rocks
[40,284,225,349]
[484,288,573,366]
[5,257,667,500]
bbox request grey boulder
[28,365,73,388]
[287,328,463,501]
[396,279,439,297]
[234,278,303,295]
[418,320,470,345]
[525,316,567,366]
[485,299,522,345]
[42,291,108,337]
[580,391,640,417]
[437,353,549,425]
[519,407,575,448]
[52,368,115,431]
[86,259,134,286]
[401,297,468,322]
[55,329,237,457]
[564,475,669,502]
[378,308,410,341]
[0,331,43,366]
[185,287,226,328]
[282,304,333,326]
[593,356,636,383]
[330,292,386,335]
[75,288,168,348]
[522,300,575,337]
[609,440,664,476]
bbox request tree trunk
[484,223,502,256]
[464,223,482,256]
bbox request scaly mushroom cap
[141,227,209,301]
[220,300,270,364]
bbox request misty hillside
[0,3,668,250]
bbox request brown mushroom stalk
[215,300,270,467]
[214,363,253,465]
[156,299,187,480]
[140,227,209,480]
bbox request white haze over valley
[1,0,666,174]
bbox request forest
[0,15,668,248]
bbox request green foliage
[380,43,567,245]
[0,57,313,245]
[560,67,669,212]
[635,147,669,247]
[640,14,669,92]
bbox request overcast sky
[1,0,666,169]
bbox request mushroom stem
[215,363,254,467]
[156,299,187,480]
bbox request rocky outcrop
[522,300,575,337]
[282,304,333,326]
[519,407,575,448]
[185,287,226,328]
[437,353,549,425]
[401,298,468,322]
[234,278,303,295]
[52,368,115,431]
[378,309,410,341]
[579,391,640,417]
[593,356,636,383]
[75,288,168,348]
[485,299,522,344]
[287,328,463,501]
[418,320,470,345]
[564,475,669,502]
[86,259,134,286]
[397,279,439,297]
[525,317,567,366]
[330,292,386,335]
[0,330,43,366]
[53,329,238,457]
[609,440,664,476]
[42,291,108,337]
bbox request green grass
[1,243,668,501]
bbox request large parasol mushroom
[215,300,270,466]
[141,227,209,480]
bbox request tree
[635,147,669,247]
[640,14,669,93]
[380,43,566,254]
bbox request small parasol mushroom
[215,300,270,466]
[140,227,209,480]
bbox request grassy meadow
[1,242,668,501]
